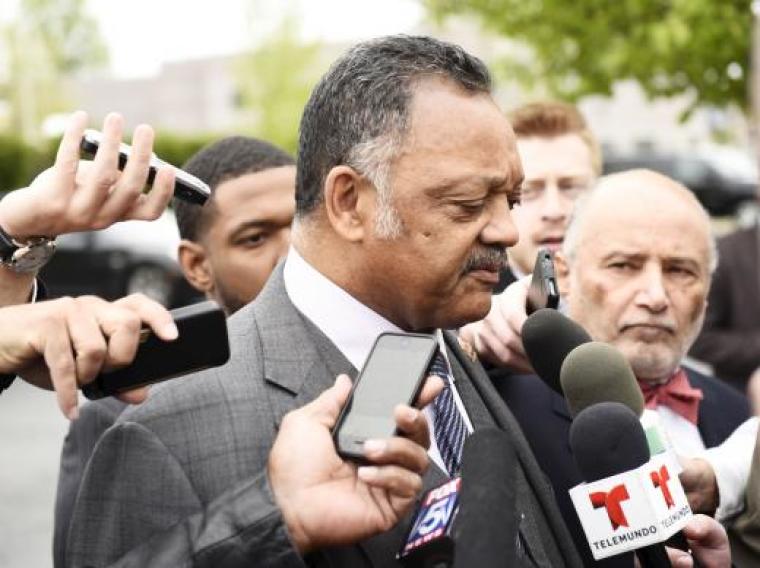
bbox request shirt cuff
[700,417,759,522]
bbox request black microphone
[453,428,517,568]
[522,308,591,394]
[397,428,517,568]
[570,402,671,568]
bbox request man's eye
[521,186,542,201]
[239,233,265,246]
[458,201,484,213]
[668,266,695,277]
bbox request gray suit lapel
[251,264,356,423]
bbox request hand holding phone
[82,300,230,400]
[332,332,439,461]
[526,248,560,315]
[80,129,211,205]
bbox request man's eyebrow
[599,251,646,262]
[229,219,270,238]
[423,174,516,197]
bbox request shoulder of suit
[116,304,268,427]
[684,366,751,410]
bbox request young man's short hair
[508,101,602,175]
[174,136,294,242]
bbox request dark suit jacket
[65,265,582,568]
[690,225,760,390]
[492,365,751,568]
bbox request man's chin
[622,344,680,380]
[447,299,492,329]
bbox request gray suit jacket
[55,398,128,567]
[66,265,581,567]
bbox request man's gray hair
[295,34,492,230]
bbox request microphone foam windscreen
[522,308,591,395]
[454,428,516,568]
[560,342,645,418]
[569,401,650,481]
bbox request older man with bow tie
[480,169,752,566]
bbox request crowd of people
[1,34,757,567]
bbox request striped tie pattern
[430,351,469,476]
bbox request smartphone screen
[335,332,438,459]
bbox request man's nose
[540,185,569,223]
[482,196,519,248]
[635,266,669,313]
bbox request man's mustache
[464,247,508,273]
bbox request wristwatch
[0,224,56,273]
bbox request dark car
[603,149,758,216]
[40,210,201,307]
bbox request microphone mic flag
[522,308,591,395]
[570,402,682,567]
[397,429,517,568]
[453,428,517,568]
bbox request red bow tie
[637,368,703,425]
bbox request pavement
[0,382,71,567]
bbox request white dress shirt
[645,374,758,522]
[283,246,473,474]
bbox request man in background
[494,170,750,565]
[174,136,295,314]
[53,135,296,567]
[464,101,600,373]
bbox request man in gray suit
[66,35,581,567]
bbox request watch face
[12,242,56,273]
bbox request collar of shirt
[282,246,472,474]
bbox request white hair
[346,134,404,239]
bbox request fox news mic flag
[398,428,517,568]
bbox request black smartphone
[333,332,439,461]
[80,129,211,205]
[526,248,560,314]
[82,300,230,400]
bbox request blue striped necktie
[430,351,469,476]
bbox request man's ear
[177,240,214,294]
[323,165,373,242]
[554,250,571,298]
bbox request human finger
[51,110,88,198]
[363,435,429,475]
[357,465,423,500]
[99,124,155,221]
[116,387,150,405]
[65,300,108,384]
[128,165,175,221]
[74,113,124,216]
[91,302,142,371]
[114,293,178,341]
[414,374,444,408]
[394,404,430,449]
[667,548,693,567]
[42,315,79,419]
